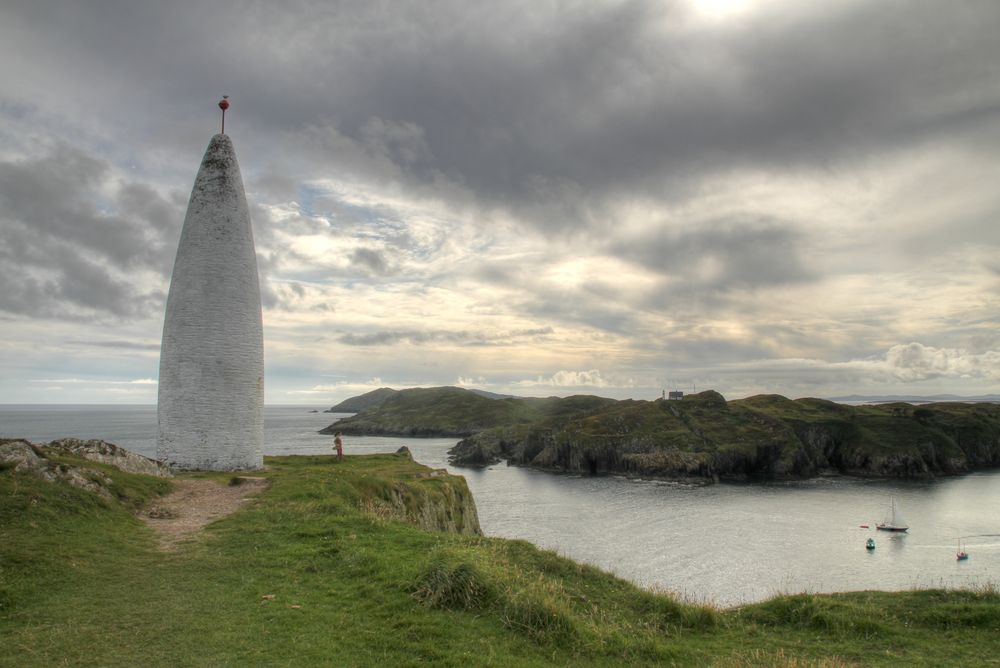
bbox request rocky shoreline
[322,387,1000,483]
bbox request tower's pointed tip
[218,95,230,134]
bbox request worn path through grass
[140,476,270,550]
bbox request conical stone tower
[157,131,264,470]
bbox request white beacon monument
[157,97,264,470]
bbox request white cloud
[29,377,158,385]
[514,369,636,389]
[721,343,1000,386]
[880,343,1000,382]
[286,377,439,399]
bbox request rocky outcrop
[0,438,171,500]
[45,439,172,477]
[447,428,530,468]
[2,439,111,500]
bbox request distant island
[830,393,1000,404]
[320,387,1000,483]
[324,386,514,413]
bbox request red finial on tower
[218,95,230,134]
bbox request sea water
[3,404,998,607]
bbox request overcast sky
[2,0,999,405]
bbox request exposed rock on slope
[45,438,172,477]
[0,438,170,500]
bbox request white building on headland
[157,125,264,470]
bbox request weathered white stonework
[157,134,264,470]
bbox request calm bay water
[3,404,998,606]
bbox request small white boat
[876,497,909,532]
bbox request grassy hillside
[323,387,616,437]
[321,387,1000,480]
[325,386,401,413]
[3,450,999,666]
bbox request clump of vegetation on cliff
[3,450,1000,666]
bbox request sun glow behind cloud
[690,0,757,21]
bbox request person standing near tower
[334,432,343,460]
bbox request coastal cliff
[321,387,1000,482]
[356,448,481,535]
[450,392,1000,481]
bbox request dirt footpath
[141,477,270,551]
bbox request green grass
[3,453,1000,666]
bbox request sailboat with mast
[876,496,909,532]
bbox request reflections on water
[3,404,998,606]
[458,466,1000,607]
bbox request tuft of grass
[412,550,496,611]
[741,594,889,639]
[498,585,579,643]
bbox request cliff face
[447,394,1000,482]
[357,450,481,535]
[361,475,481,535]
[319,387,1000,482]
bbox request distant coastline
[320,386,1000,483]
[830,393,1000,404]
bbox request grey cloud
[0,143,181,319]
[517,292,637,335]
[360,117,434,171]
[66,339,161,351]
[52,248,138,316]
[473,262,518,286]
[249,172,299,202]
[615,217,813,292]
[8,1,999,234]
[0,248,149,320]
[338,327,553,347]
[3,0,1000,402]
[350,247,393,276]
[118,182,179,235]
[0,145,179,270]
